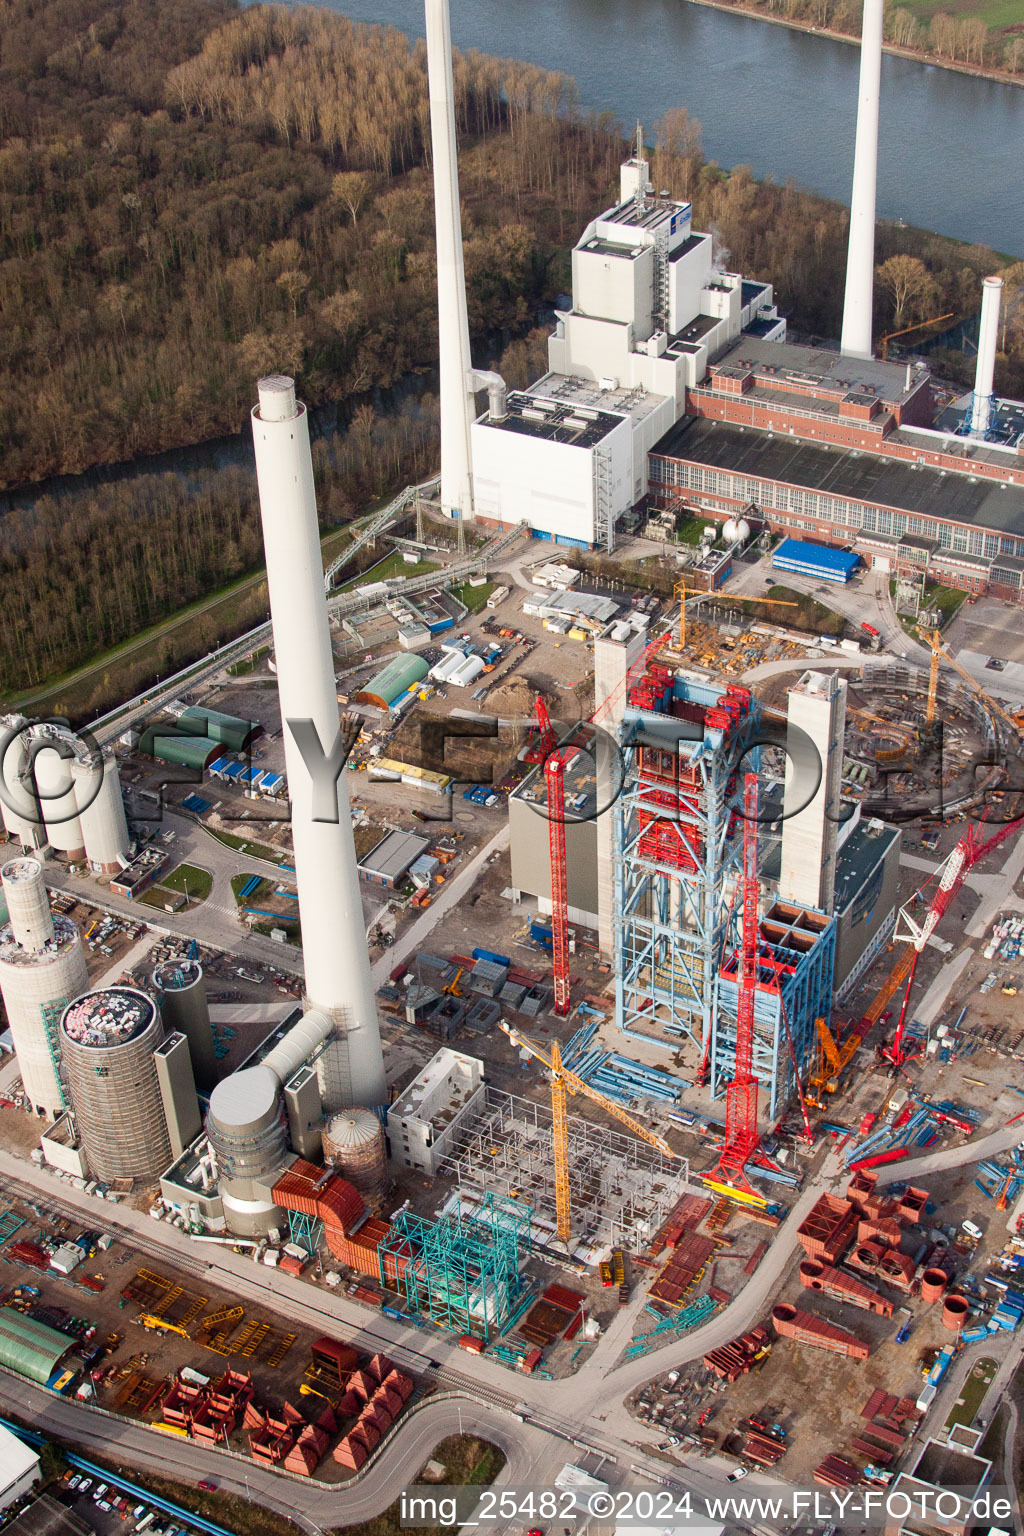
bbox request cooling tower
[322,1108,388,1214]
[60,987,171,1181]
[0,858,89,1117]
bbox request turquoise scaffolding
[378,1193,532,1342]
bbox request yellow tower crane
[499,1020,678,1246]
[919,626,1024,739]
[672,583,799,648]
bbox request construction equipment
[808,1017,860,1106]
[880,313,954,362]
[546,749,571,1016]
[672,583,798,649]
[442,967,464,998]
[883,814,1024,1068]
[499,1019,677,1246]
[523,696,558,764]
[918,626,1024,740]
[715,773,763,1192]
[137,1314,191,1339]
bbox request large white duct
[261,1007,334,1087]
[970,276,1003,437]
[840,0,884,360]
[425,0,477,524]
[250,377,385,1109]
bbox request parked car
[198,1483,216,1493]
[727,1468,749,1482]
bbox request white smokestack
[425,0,476,525]
[250,376,385,1109]
[970,276,1002,437]
[840,0,884,360]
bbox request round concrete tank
[0,724,45,849]
[60,987,169,1180]
[153,959,217,1093]
[73,755,130,873]
[799,1259,825,1290]
[921,1267,947,1304]
[322,1108,387,1213]
[0,859,89,1118]
[34,744,84,859]
[206,1066,288,1236]
[771,1302,797,1327]
[942,1293,969,1331]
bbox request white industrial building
[0,1425,40,1512]
[468,148,783,549]
[779,670,848,913]
[387,1047,486,1176]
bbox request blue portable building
[772,538,859,583]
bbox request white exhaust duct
[425,0,477,525]
[250,376,385,1109]
[840,0,884,360]
[970,276,1002,437]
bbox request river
[304,0,1023,258]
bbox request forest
[1,0,1023,700]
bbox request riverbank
[687,0,1024,89]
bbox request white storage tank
[206,1066,289,1237]
[34,742,85,859]
[0,719,45,850]
[74,754,131,873]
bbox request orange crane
[918,627,1024,740]
[672,583,798,649]
[879,313,954,361]
[806,946,915,1105]
[498,1020,677,1246]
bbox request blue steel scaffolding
[613,671,759,1058]
[612,662,834,1119]
[714,900,835,1118]
[378,1193,532,1342]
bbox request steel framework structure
[437,1086,690,1253]
[378,1191,532,1342]
[714,901,835,1119]
[612,668,758,1057]
[716,773,762,1188]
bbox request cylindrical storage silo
[322,1108,388,1214]
[206,1066,288,1236]
[73,754,130,873]
[60,988,170,1181]
[152,959,217,1093]
[0,722,45,850]
[33,742,84,859]
[1,858,54,951]
[0,859,89,1118]
[921,1267,947,1305]
[942,1293,969,1331]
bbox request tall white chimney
[425,0,476,526]
[970,276,1003,437]
[251,376,386,1109]
[840,0,884,360]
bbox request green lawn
[340,551,440,591]
[676,515,719,547]
[943,1355,997,1433]
[231,873,271,903]
[900,0,1024,25]
[705,583,845,636]
[451,580,495,613]
[138,886,179,910]
[160,863,212,902]
[228,645,271,677]
[326,1436,507,1536]
[208,828,280,862]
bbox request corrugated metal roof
[354,654,430,708]
[358,830,429,881]
[0,1310,74,1384]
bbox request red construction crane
[524,695,558,764]
[715,772,763,1190]
[883,814,1024,1069]
[545,749,572,1016]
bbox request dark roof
[481,392,620,448]
[669,233,708,263]
[833,821,901,916]
[652,417,1024,538]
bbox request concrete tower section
[0,858,89,1118]
[152,959,217,1093]
[425,0,477,525]
[250,376,386,1109]
[59,987,172,1181]
[840,0,884,360]
[780,670,847,913]
[970,276,1003,437]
